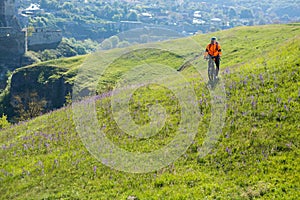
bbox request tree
[281,14,290,22]
[229,7,237,19]
[41,0,58,10]
[40,0,49,8]
[102,5,115,20]
[127,11,138,21]
[56,41,78,57]
[240,9,254,19]
[27,26,35,37]
[258,19,266,25]
[0,114,10,129]
[109,36,119,48]
[112,14,122,22]
[117,41,130,48]
[62,2,74,10]
[41,50,58,61]
[101,39,112,50]
[140,34,149,43]
[74,45,87,55]
[11,92,47,121]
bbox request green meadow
[0,24,299,199]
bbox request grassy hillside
[0,24,300,199]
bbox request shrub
[0,114,10,129]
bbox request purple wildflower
[225,68,230,74]
[284,104,288,111]
[251,96,256,108]
[243,76,248,85]
[226,147,231,154]
[286,142,292,148]
[277,98,281,104]
[259,74,264,84]
[51,159,59,170]
[199,99,203,105]
[102,159,108,165]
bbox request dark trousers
[214,56,220,76]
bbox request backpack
[208,42,219,51]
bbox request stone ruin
[0,0,62,89]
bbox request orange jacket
[205,42,222,57]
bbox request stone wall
[0,27,26,56]
[0,0,27,89]
[0,0,21,29]
[0,27,27,89]
[28,28,62,51]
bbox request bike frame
[207,55,216,81]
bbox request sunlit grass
[0,24,299,199]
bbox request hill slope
[0,24,300,199]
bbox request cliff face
[0,55,85,121]
[7,65,73,119]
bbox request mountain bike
[177,55,219,83]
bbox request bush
[11,92,47,122]
[0,114,10,129]
[101,39,113,50]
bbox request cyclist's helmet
[211,37,217,41]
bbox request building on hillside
[0,1,62,54]
[0,0,27,89]
[211,17,222,25]
[0,0,27,60]
[20,3,44,16]
[0,0,62,89]
[119,21,143,31]
[193,18,206,25]
[139,12,153,23]
[193,11,202,18]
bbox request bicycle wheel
[208,59,215,81]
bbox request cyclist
[204,37,222,78]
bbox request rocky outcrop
[6,65,73,119]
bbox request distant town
[16,0,299,41]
